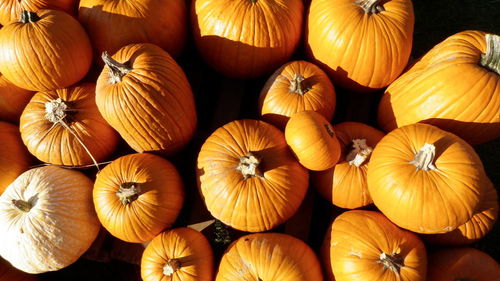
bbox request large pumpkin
[216,233,323,281]
[0,121,30,194]
[19,83,119,167]
[96,43,197,155]
[191,0,304,78]
[197,119,309,232]
[367,123,487,234]
[93,153,184,243]
[378,31,500,145]
[0,10,92,91]
[0,73,33,123]
[0,0,76,25]
[0,166,100,273]
[0,258,38,281]
[306,0,414,92]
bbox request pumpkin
[96,43,197,155]
[426,247,500,281]
[0,166,100,273]
[141,227,213,281]
[258,60,336,129]
[0,258,38,281]
[0,10,92,91]
[285,110,341,171]
[216,233,323,281]
[378,30,500,145]
[323,210,427,281]
[79,0,186,60]
[0,121,30,194]
[312,121,385,208]
[306,0,414,92]
[367,123,487,234]
[93,153,184,243]
[197,119,309,232]
[0,0,76,25]
[19,83,119,167]
[191,0,304,78]
[0,73,33,123]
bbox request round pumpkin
[312,121,385,208]
[141,227,214,281]
[93,153,184,243]
[0,10,92,91]
[216,233,323,281]
[258,60,336,129]
[197,119,309,232]
[0,0,76,25]
[0,166,100,273]
[367,123,487,234]
[19,83,119,167]
[306,0,414,92]
[96,43,197,155]
[191,0,304,78]
[0,258,38,281]
[0,73,33,123]
[285,111,341,171]
[378,30,500,145]
[0,121,30,194]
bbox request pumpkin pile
[0,0,498,280]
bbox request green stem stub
[116,182,141,205]
[379,252,404,274]
[163,259,181,276]
[355,0,385,14]
[20,11,41,23]
[101,52,132,84]
[12,199,32,212]
[289,74,310,95]
[480,34,500,75]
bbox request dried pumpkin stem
[116,182,141,205]
[410,143,438,171]
[20,11,41,23]
[379,252,404,274]
[355,0,385,14]
[163,258,181,276]
[236,153,263,179]
[12,199,32,212]
[346,139,373,167]
[480,34,500,75]
[289,74,309,95]
[101,51,132,83]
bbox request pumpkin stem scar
[346,138,373,167]
[12,199,32,212]
[378,252,404,274]
[410,143,438,172]
[236,152,264,179]
[116,182,142,205]
[20,11,41,23]
[289,73,309,95]
[101,51,132,83]
[163,258,181,276]
[354,0,385,14]
[480,34,500,75]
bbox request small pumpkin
[141,227,214,281]
[258,60,336,129]
[197,119,309,232]
[0,258,38,281]
[0,73,33,123]
[216,233,323,281]
[93,153,184,243]
[0,0,76,25]
[0,121,30,194]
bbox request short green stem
[12,199,32,212]
[379,252,404,274]
[355,0,385,14]
[101,52,132,83]
[289,74,309,95]
[480,34,500,75]
[20,11,41,23]
[116,182,141,205]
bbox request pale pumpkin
[0,0,76,25]
[0,73,33,123]
[0,121,30,194]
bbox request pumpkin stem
[101,51,132,83]
[346,139,373,167]
[20,11,41,23]
[116,182,141,205]
[163,258,181,276]
[12,199,32,212]
[480,34,500,75]
[236,153,263,179]
[289,74,309,95]
[410,143,438,172]
[354,0,385,14]
[379,252,404,274]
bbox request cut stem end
[289,73,309,95]
[101,52,132,83]
[346,139,373,167]
[410,143,438,171]
[20,11,41,23]
[12,199,32,212]
[163,259,181,276]
[116,182,141,205]
[480,34,500,75]
[236,153,263,179]
[379,252,404,274]
[355,0,385,14]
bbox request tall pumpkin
[0,166,100,273]
[96,43,197,155]
[191,0,304,78]
[0,10,92,91]
[0,258,38,281]
[197,119,309,232]
[0,74,33,123]
[306,0,414,92]
[0,0,76,25]
[378,30,500,145]
[0,121,30,194]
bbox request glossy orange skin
[0,74,33,123]
[0,258,39,281]
[378,30,500,145]
[306,0,414,92]
[93,153,184,243]
[192,0,304,78]
[141,228,214,281]
[0,121,30,194]
[96,43,197,155]
[216,233,323,281]
[197,119,309,232]
[0,9,92,91]
[0,0,76,25]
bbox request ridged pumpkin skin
[216,233,323,281]
[323,210,427,281]
[367,123,486,234]
[0,10,92,91]
[141,228,214,281]
[96,43,197,155]
[79,0,186,59]
[93,153,184,243]
[192,0,304,78]
[259,60,336,129]
[306,0,414,92]
[312,122,385,209]
[285,111,341,171]
[0,0,76,25]
[0,258,38,281]
[0,74,33,123]
[378,30,500,145]
[19,83,119,166]
[0,121,30,194]
[197,119,309,232]
[0,166,100,273]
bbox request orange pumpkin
[0,258,38,281]
[19,83,119,167]
[285,111,341,171]
[93,153,184,243]
[259,60,336,129]
[0,74,33,123]
[96,43,197,155]
[0,0,76,25]
[0,10,92,91]
[306,0,414,92]
[216,233,323,281]
[197,119,309,232]
[191,0,304,78]
[378,31,500,145]
[0,121,30,194]
[141,227,214,281]
[367,123,487,234]
[312,121,385,208]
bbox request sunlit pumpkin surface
[0,0,75,25]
